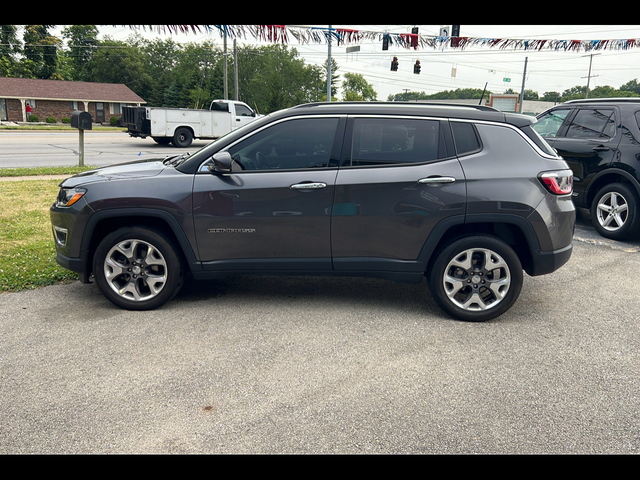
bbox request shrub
[110,116,118,126]
[62,117,71,124]
[28,114,39,122]
[46,116,57,123]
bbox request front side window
[227,117,339,171]
[235,104,254,117]
[349,118,441,166]
[565,108,616,139]
[532,108,572,138]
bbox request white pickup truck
[121,100,261,147]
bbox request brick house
[0,77,145,124]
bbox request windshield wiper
[163,152,190,166]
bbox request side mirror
[208,151,232,173]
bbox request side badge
[208,228,256,234]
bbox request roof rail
[565,97,640,104]
[292,101,500,112]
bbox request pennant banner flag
[126,25,640,53]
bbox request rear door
[550,107,620,207]
[331,116,466,273]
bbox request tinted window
[228,117,339,171]
[565,109,615,139]
[235,104,254,117]
[349,118,440,166]
[532,108,571,138]
[451,121,481,156]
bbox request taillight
[539,170,573,195]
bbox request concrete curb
[0,175,70,181]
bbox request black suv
[50,102,575,321]
[533,98,640,240]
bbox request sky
[55,25,640,101]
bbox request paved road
[1,240,639,454]
[0,130,210,168]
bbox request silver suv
[51,102,575,321]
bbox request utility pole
[518,57,528,113]
[327,25,332,102]
[234,38,239,101]
[582,53,600,99]
[223,31,228,100]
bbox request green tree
[540,91,561,102]
[87,35,153,100]
[23,25,61,79]
[341,72,377,101]
[0,25,21,77]
[61,25,98,81]
[620,79,640,96]
[240,44,326,113]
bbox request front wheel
[92,227,184,310]
[591,183,640,240]
[427,236,523,322]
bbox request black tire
[591,183,640,241]
[427,235,523,322]
[171,127,193,148]
[92,226,184,310]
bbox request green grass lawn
[0,167,98,292]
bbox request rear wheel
[428,235,523,322]
[172,127,193,148]
[591,183,640,240]
[93,227,184,310]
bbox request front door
[192,116,343,271]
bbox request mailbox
[71,110,92,130]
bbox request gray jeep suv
[50,102,575,321]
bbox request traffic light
[391,56,399,72]
[414,60,421,74]
[451,25,461,47]
[382,34,389,51]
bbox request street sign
[503,77,511,82]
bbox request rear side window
[349,118,441,166]
[451,121,481,156]
[565,108,616,139]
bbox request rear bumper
[526,242,573,276]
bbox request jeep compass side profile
[51,102,575,321]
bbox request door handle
[418,176,456,184]
[592,145,610,152]
[290,182,327,190]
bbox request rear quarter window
[519,125,558,156]
[451,121,481,156]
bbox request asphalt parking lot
[1,235,639,454]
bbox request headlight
[56,187,86,207]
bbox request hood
[60,158,168,188]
